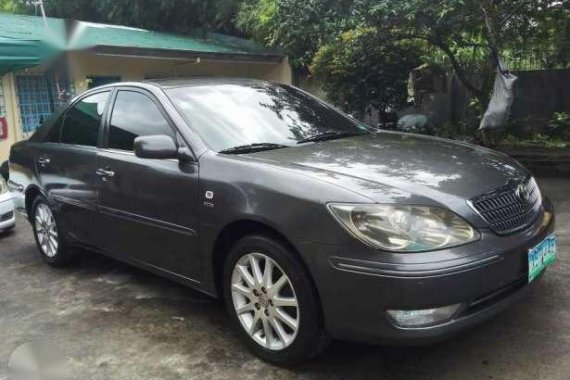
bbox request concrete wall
[511,69,570,122]
[414,68,570,132]
[0,74,25,163]
[68,52,292,94]
[0,52,292,162]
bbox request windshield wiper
[219,143,288,154]
[297,131,367,144]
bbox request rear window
[60,91,109,147]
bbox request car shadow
[0,227,15,239]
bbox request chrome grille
[469,178,542,235]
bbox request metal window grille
[15,74,67,135]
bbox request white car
[0,177,15,232]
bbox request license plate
[528,234,557,283]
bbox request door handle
[37,156,51,166]
[96,168,115,180]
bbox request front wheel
[223,235,328,365]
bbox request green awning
[68,22,282,57]
[0,11,282,76]
[0,13,66,76]
[0,37,62,75]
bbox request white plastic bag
[479,59,518,130]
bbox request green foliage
[237,0,570,118]
[549,112,570,140]
[3,0,569,137]
[310,27,421,115]
[0,0,24,13]
[236,0,355,72]
[10,0,242,34]
[496,133,569,149]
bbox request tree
[365,0,569,106]
[238,0,569,123]
[236,0,355,73]
[311,27,421,118]
[6,0,569,131]
[0,0,24,13]
[12,0,242,35]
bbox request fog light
[387,304,461,328]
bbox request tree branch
[435,41,484,99]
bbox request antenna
[37,0,49,30]
[33,0,58,42]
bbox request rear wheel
[31,196,77,266]
[223,234,328,365]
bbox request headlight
[0,178,7,194]
[327,203,480,252]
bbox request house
[0,13,292,161]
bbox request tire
[223,234,329,365]
[31,195,77,266]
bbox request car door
[35,90,111,246]
[95,88,201,280]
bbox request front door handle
[96,168,115,181]
[37,156,51,167]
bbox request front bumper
[0,192,16,231]
[299,199,555,345]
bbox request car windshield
[166,82,370,153]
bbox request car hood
[248,132,529,218]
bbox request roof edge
[85,45,284,63]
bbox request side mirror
[134,135,178,159]
[177,146,195,162]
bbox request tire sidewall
[31,196,69,265]
[223,234,326,365]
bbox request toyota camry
[8,79,556,365]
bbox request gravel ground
[0,178,569,380]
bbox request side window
[45,116,63,143]
[61,91,110,146]
[108,91,176,151]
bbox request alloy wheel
[34,203,58,258]
[231,252,300,351]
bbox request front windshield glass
[166,82,370,152]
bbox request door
[36,90,111,246]
[96,89,200,279]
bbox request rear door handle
[37,156,50,166]
[96,168,115,180]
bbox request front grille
[0,211,13,222]
[469,177,542,235]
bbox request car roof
[84,78,279,94]
[145,77,272,89]
[74,77,278,102]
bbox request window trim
[49,88,112,149]
[103,87,179,153]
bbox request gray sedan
[8,79,556,365]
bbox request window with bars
[15,74,69,135]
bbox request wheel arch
[211,219,318,302]
[24,185,45,222]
